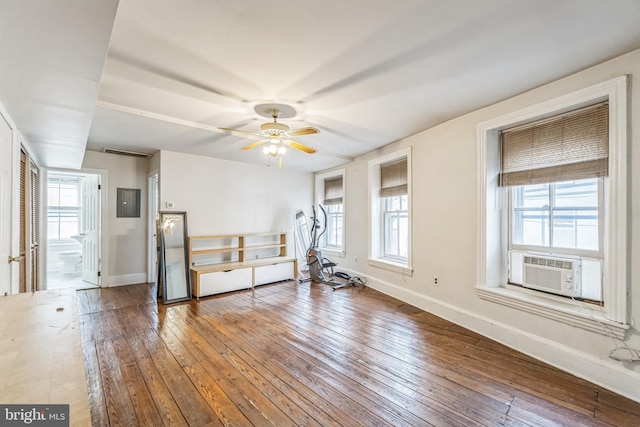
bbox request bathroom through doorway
[46,171,101,290]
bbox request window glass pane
[324,203,343,248]
[398,211,408,257]
[554,179,598,208]
[59,181,79,206]
[551,179,599,250]
[47,213,60,240]
[59,211,80,239]
[513,184,549,209]
[513,209,550,246]
[47,176,81,241]
[512,179,600,252]
[383,195,408,260]
[513,184,550,246]
[48,184,60,206]
[552,213,598,250]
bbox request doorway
[46,171,101,290]
[147,172,159,284]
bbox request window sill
[475,285,628,340]
[320,248,345,258]
[368,258,413,276]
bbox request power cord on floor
[570,296,640,363]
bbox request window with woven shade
[380,157,408,197]
[316,170,345,251]
[323,176,343,205]
[500,103,608,186]
[368,148,412,273]
[477,76,628,330]
[500,102,610,302]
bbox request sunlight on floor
[47,271,99,290]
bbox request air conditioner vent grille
[103,148,153,158]
[522,254,581,297]
[524,256,573,270]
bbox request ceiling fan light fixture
[222,104,319,161]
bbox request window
[368,148,412,273]
[325,203,343,248]
[511,179,601,253]
[477,76,628,336]
[48,176,81,241]
[383,194,409,260]
[315,170,345,252]
[500,102,608,302]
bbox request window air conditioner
[522,255,581,297]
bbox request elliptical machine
[306,205,337,282]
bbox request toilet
[59,251,82,274]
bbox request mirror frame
[158,211,192,304]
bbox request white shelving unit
[188,232,297,298]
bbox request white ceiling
[3,1,640,172]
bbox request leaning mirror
[159,211,191,304]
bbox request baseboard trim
[105,273,148,288]
[337,267,640,403]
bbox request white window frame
[476,76,628,339]
[368,147,413,275]
[509,179,604,258]
[47,175,82,245]
[383,194,409,261]
[315,169,345,255]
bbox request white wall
[159,151,313,255]
[82,150,150,286]
[327,48,640,402]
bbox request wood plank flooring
[0,289,91,426]
[78,281,640,426]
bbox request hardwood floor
[78,281,640,426]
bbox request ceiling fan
[219,107,319,156]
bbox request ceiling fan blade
[219,127,263,138]
[285,127,320,137]
[286,140,317,154]
[241,140,268,150]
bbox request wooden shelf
[187,232,297,298]
[191,247,244,256]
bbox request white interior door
[0,115,14,294]
[81,174,100,285]
[148,173,158,283]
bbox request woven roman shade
[500,103,609,186]
[380,157,408,197]
[324,176,343,205]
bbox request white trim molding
[105,273,147,287]
[315,168,346,253]
[367,147,413,273]
[342,266,640,403]
[476,76,628,328]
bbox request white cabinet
[198,268,252,296]
[188,232,298,298]
[254,262,295,286]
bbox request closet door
[29,163,39,291]
[17,149,40,293]
[18,150,26,293]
